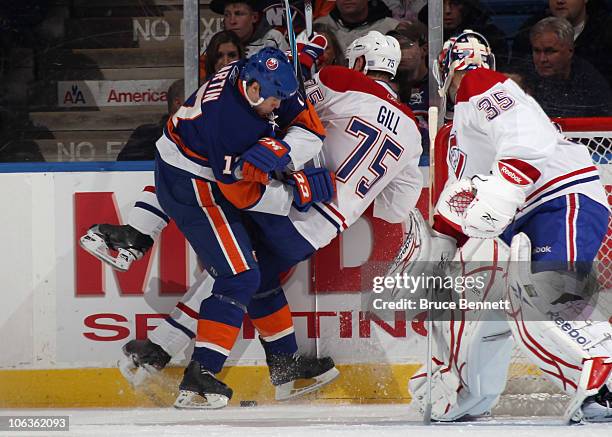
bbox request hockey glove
[287,167,336,212]
[461,175,526,238]
[297,32,328,70]
[232,160,270,185]
[241,137,292,173]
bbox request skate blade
[275,366,340,401]
[173,390,229,409]
[118,356,156,387]
[79,231,134,272]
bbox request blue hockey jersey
[156,60,325,214]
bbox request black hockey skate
[262,338,340,401]
[118,339,171,386]
[174,361,233,409]
[79,224,154,271]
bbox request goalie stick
[423,105,439,425]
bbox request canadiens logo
[266,57,279,70]
[448,134,466,179]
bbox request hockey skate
[562,356,612,423]
[174,361,233,409]
[79,224,153,271]
[118,339,171,386]
[580,386,612,422]
[263,340,340,401]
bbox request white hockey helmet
[433,29,495,97]
[345,31,401,78]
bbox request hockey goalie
[401,30,611,423]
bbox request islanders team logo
[266,57,279,71]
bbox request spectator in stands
[313,23,344,67]
[314,0,336,19]
[382,0,427,23]
[199,30,245,83]
[314,0,399,53]
[116,80,184,161]
[210,0,288,57]
[387,22,429,151]
[512,0,612,82]
[527,17,611,118]
[418,0,508,65]
[0,107,45,162]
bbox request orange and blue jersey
[156,60,325,215]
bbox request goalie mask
[345,31,401,79]
[433,29,495,97]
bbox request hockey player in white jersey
[81,31,423,407]
[407,30,612,423]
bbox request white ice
[2,404,609,437]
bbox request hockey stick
[423,283,433,425]
[304,0,313,37]
[283,0,323,169]
[427,105,439,226]
[303,0,316,78]
[284,0,300,77]
[423,105,439,425]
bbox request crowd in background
[1,0,611,162]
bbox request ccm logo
[498,162,529,186]
[261,138,285,153]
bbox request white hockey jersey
[289,66,423,250]
[447,68,609,220]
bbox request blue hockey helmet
[240,47,298,100]
[434,29,495,97]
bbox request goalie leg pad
[506,233,612,421]
[369,210,456,322]
[410,318,514,421]
[374,210,456,308]
[410,236,515,421]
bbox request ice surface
[2,404,609,437]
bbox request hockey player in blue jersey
[152,47,336,408]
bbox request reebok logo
[497,159,541,185]
[480,213,498,227]
[532,246,552,254]
[552,315,592,347]
[498,162,528,185]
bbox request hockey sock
[248,287,298,355]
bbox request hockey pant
[154,160,315,373]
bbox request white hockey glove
[461,175,526,238]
